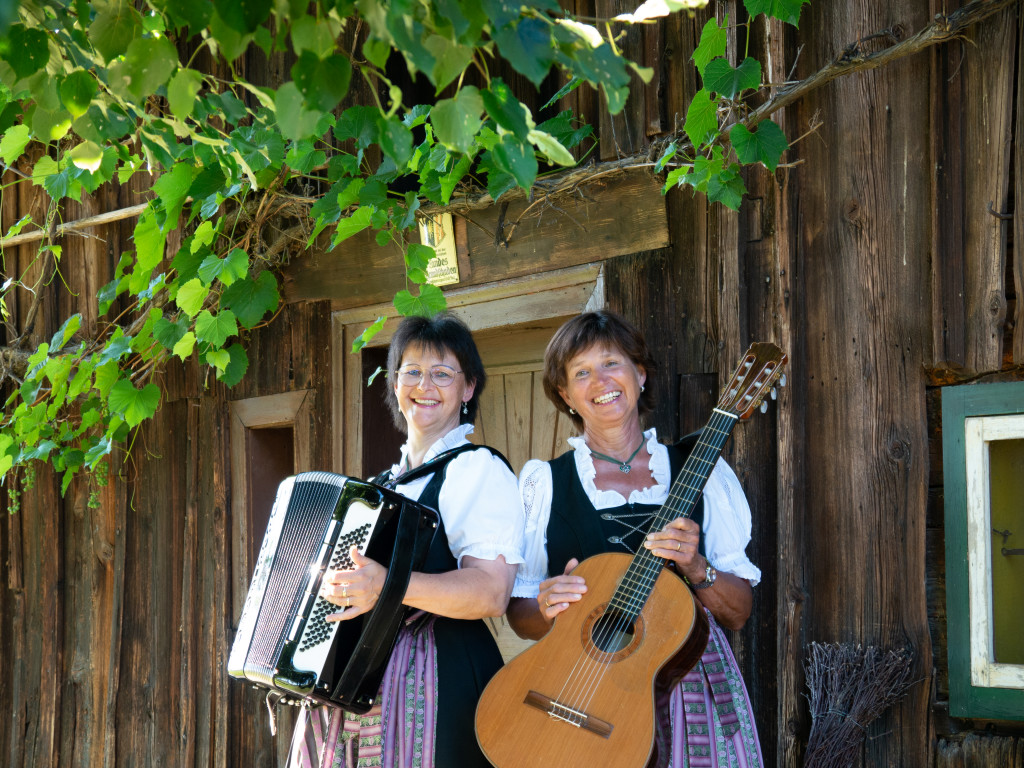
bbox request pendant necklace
[589,435,646,474]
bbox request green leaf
[274,82,322,141]
[175,278,209,318]
[351,316,387,353]
[363,37,390,69]
[703,57,762,100]
[380,117,413,167]
[195,309,238,347]
[528,130,574,167]
[69,141,104,173]
[108,379,161,428]
[684,88,717,148]
[481,78,531,140]
[126,211,167,294]
[706,167,747,211]
[213,0,271,33]
[220,271,279,328]
[730,120,788,172]
[492,17,553,87]
[168,68,204,121]
[3,213,34,240]
[492,133,537,190]
[60,71,98,119]
[49,314,81,353]
[393,283,447,318]
[335,105,382,150]
[291,51,352,112]
[120,36,179,101]
[205,347,231,371]
[152,162,195,227]
[199,248,248,286]
[0,125,32,165]
[154,316,188,349]
[88,1,141,63]
[216,343,249,386]
[431,86,483,154]
[173,331,196,360]
[692,17,727,77]
[209,9,254,61]
[4,24,49,80]
[424,34,475,92]
[331,206,373,247]
[290,15,341,57]
[744,0,809,26]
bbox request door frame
[330,262,605,478]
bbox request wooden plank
[282,171,667,307]
[503,371,534,474]
[597,1,647,159]
[530,370,557,462]
[960,7,1015,372]
[1016,4,1024,366]
[479,375,508,458]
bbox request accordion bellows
[228,472,439,713]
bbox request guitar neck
[608,409,739,615]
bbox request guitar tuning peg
[779,373,787,387]
[759,400,768,413]
[770,387,777,401]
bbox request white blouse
[388,424,526,568]
[512,428,760,598]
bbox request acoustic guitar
[475,342,787,768]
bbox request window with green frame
[943,381,1024,720]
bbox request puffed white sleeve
[436,448,526,567]
[510,459,553,598]
[702,458,762,586]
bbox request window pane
[990,438,1024,665]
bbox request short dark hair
[384,313,487,432]
[542,310,656,429]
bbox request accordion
[228,472,439,713]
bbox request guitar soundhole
[590,609,635,654]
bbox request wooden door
[468,317,578,661]
[468,317,578,474]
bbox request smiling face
[558,343,646,432]
[394,342,475,444]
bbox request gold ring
[342,586,347,598]
[675,541,681,551]
[544,597,551,607]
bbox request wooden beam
[282,170,668,307]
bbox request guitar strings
[550,412,735,723]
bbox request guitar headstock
[717,342,788,420]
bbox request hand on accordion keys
[321,545,387,622]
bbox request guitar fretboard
[608,409,738,617]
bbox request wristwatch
[686,564,717,590]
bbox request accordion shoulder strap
[373,443,513,488]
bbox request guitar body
[475,553,710,768]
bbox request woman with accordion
[288,313,524,768]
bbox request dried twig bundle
[803,642,916,768]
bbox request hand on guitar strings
[322,546,387,622]
[536,558,587,620]
[643,517,706,584]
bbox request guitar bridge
[524,690,613,738]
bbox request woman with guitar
[499,310,764,767]
[290,313,524,768]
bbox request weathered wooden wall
[4,1,1024,767]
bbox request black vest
[544,436,705,577]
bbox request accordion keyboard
[299,522,372,652]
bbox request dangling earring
[462,402,468,415]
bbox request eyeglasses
[395,365,463,388]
